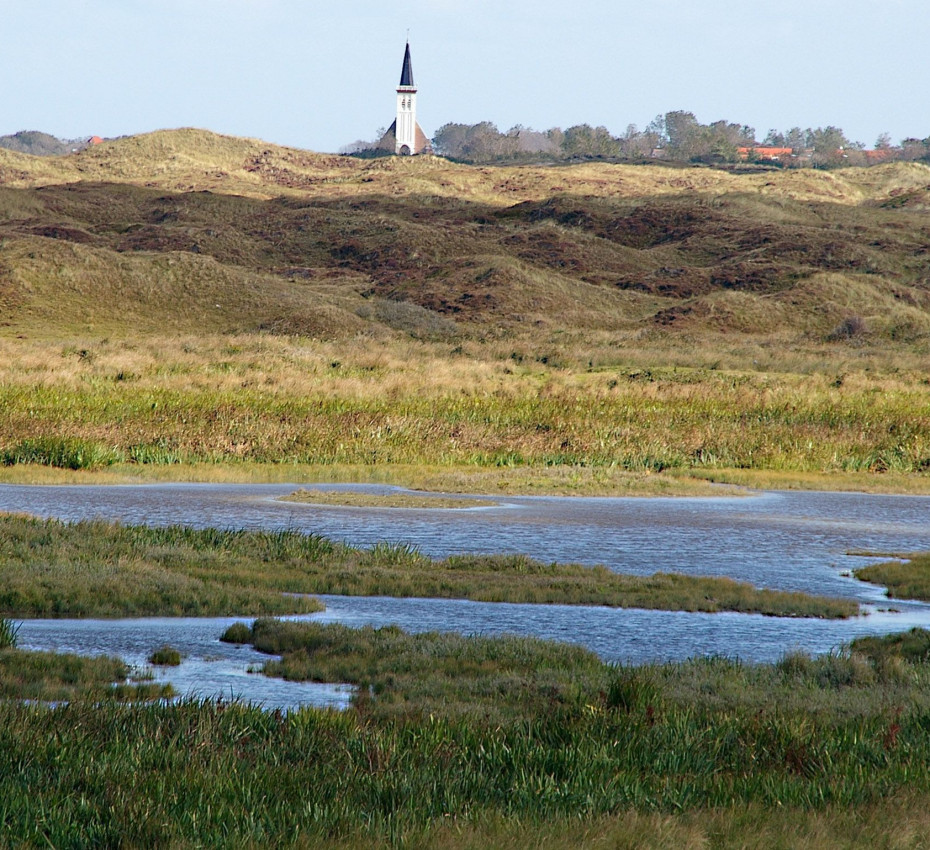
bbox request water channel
[4,483,930,709]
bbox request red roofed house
[737,146,794,161]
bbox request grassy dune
[0,514,857,618]
[0,131,928,493]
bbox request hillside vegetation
[1,128,929,491]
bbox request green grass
[856,553,930,602]
[240,620,930,721]
[850,626,930,666]
[0,648,173,702]
[0,514,325,618]
[247,619,607,721]
[0,513,858,618]
[0,436,123,470]
[5,626,930,846]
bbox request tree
[617,123,657,158]
[763,129,786,146]
[784,127,807,153]
[807,126,852,167]
[431,123,470,159]
[663,110,701,159]
[561,124,620,158]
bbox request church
[377,42,430,155]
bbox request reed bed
[0,616,19,649]
[0,334,927,487]
[5,626,930,846]
[0,514,857,619]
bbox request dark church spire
[399,41,415,88]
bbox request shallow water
[5,483,930,708]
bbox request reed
[0,616,20,649]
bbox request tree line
[348,111,930,168]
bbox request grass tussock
[147,645,182,666]
[5,626,930,844]
[0,514,857,619]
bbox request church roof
[376,120,431,155]
[399,42,415,88]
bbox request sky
[3,0,928,153]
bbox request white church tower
[378,41,429,155]
[395,42,418,155]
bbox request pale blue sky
[3,0,927,152]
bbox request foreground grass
[0,514,858,618]
[5,626,930,847]
[856,553,930,602]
